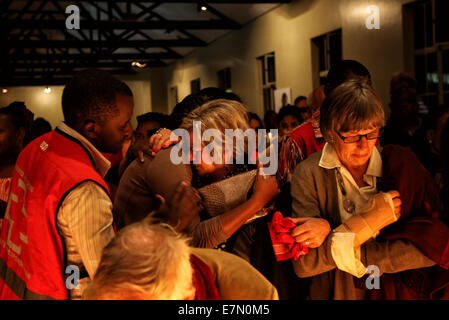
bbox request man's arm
[57,181,115,279]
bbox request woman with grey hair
[289,79,436,299]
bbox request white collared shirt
[319,142,382,222]
[319,143,383,278]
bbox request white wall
[0,79,152,129]
[160,0,415,117]
[0,86,65,129]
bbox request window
[258,52,276,112]
[404,0,449,106]
[217,68,231,92]
[190,78,200,94]
[311,29,342,87]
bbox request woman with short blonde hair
[180,99,251,162]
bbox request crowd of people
[1,59,449,300]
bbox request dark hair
[277,105,303,124]
[62,69,133,127]
[0,102,34,145]
[248,112,264,129]
[169,94,207,130]
[324,60,372,96]
[224,92,242,102]
[263,110,278,129]
[168,89,243,130]
[294,96,307,105]
[0,104,30,131]
[390,72,416,92]
[30,117,52,141]
[197,87,228,101]
[136,112,168,128]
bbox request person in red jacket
[0,69,134,300]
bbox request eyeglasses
[336,129,382,144]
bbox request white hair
[88,220,195,300]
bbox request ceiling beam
[8,69,138,76]
[0,78,73,86]
[2,19,241,30]
[4,52,182,61]
[6,61,166,69]
[6,39,207,48]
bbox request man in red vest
[0,69,134,300]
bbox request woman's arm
[290,158,331,248]
[362,239,436,275]
[187,165,280,248]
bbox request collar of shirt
[319,142,382,180]
[56,122,111,178]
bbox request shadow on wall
[277,0,317,20]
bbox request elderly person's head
[84,220,195,300]
[320,79,385,169]
[180,99,251,177]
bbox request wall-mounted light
[1,88,7,94]
[197,2,207,12]
[131,61,147,68]
[44,86,52,94]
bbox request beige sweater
[290,151,435,300]
[191,248,279,300]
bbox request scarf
[191,254,220,300]
[367,145,449,299]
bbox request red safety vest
[0,129,110,300]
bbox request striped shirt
[55,122,115,300]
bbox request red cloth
[367,145,449,299]
[190,254,220,300]
[289,122,326,158]
[268,211,309,261]
[277,122,325,184]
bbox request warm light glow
[44,86,52,94]
[200,5,207,11]
[1,88,7,94]
[131,61,147,68]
